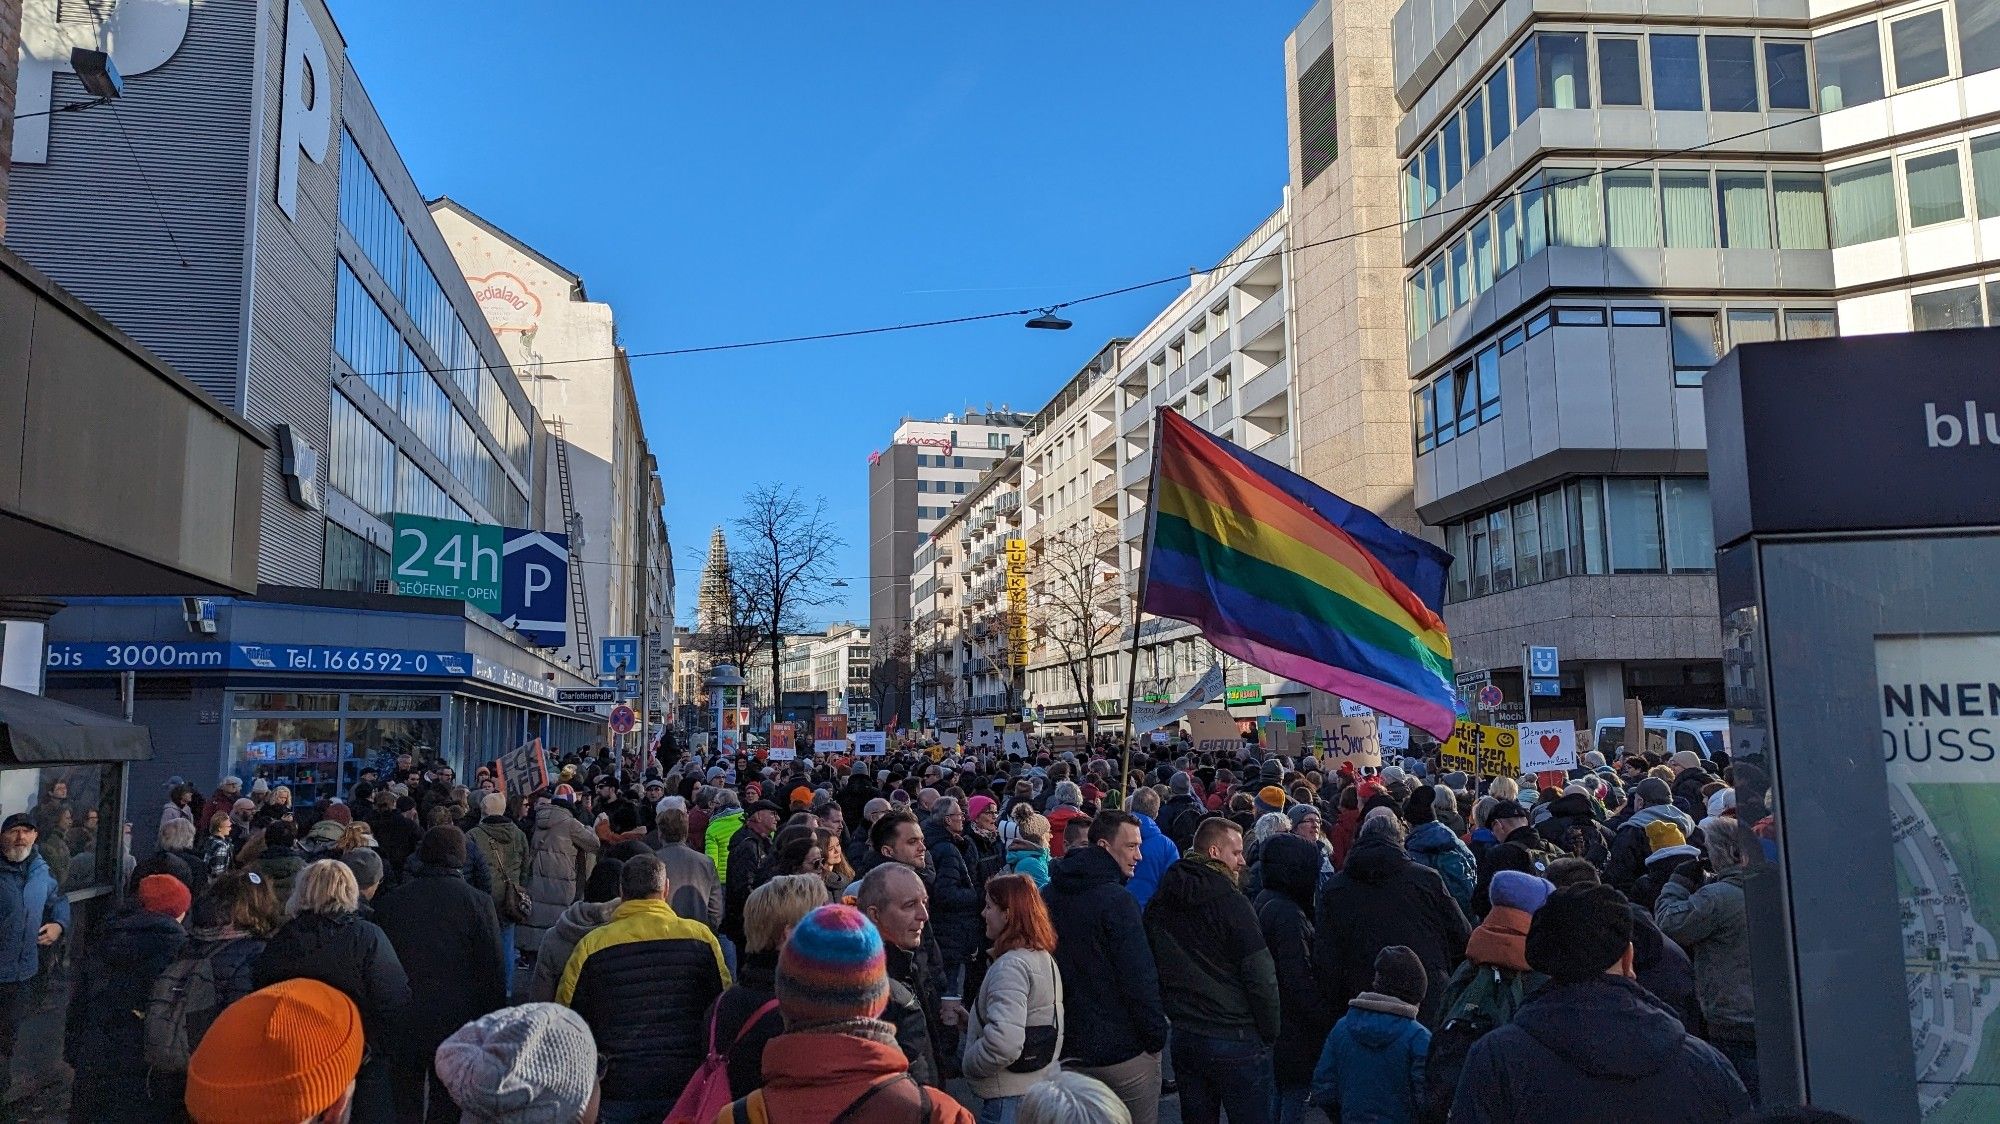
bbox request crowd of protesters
[0,730,1856,1124]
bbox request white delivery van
[1591,714,1731,762]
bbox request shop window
[1904,148,1966,227]
[1671,311,1723,386]
[1911,285,1983,330]
[230,716,343,805]
[1718,173,1772,248]
[3,765,122,893]
[1772,173,1831,249]
[1960,0,2000,75]
[1607,478,1666,573]
[1828,159,1898,245]
[1890,9,1951,88]
[1707,36,1760,110]
[1662,170,1718,248]
[1652,35,1705,110]
[1599,38,1643,106]
[1765,42,1812,109]
[1815,23,1885,109]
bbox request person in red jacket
[1045,781,1087,858]
[725,904,972,1123]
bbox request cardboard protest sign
[1187,708,1246,754]
[1323,716,1383,769]
[1439,720,1520,777]
[491,738,549,798]
[768,723,797,761]
[813,714,849,755]
[1516,721,1579,773]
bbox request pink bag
[665,996,780,1124]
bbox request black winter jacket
[1313,835,1470,1026]
[1144,856,1281,1043]
[366,812,423,887]
[372,865,507,1058]
[1042,844,1169,1066]
[722,826,775,946]
[837,776,880,833]
[884,940,942,1086]
[559,899,728,1102]
[65,908,186,1071]
[1254,835,1334,1083]
[1159,793,1204,852]
[1449,976,1749,1123]
[1628,903,1703,1036]
[921,821,983,973]
[715,950,784,1099]
[1604,805,1698,891]
[1533,793,1613,867]
[253,910,412,1048]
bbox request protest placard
[1323,716,1384,769]
[1439,720,1520,777]
[1187,708,1246,754]
[1516,720,1579,773]
[768,722,797,761]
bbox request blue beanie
[1490,869,1555,914]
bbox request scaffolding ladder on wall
[550,418,595,678]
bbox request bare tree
[1031,519,1127,741]
[731,484,844,710]
[690,580,763,692]
[869,625,915,728]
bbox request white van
[1592,715,1731,762]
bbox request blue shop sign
[474,656,558,702]
[47,642,472,677]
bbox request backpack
[664,995,779,1124]
[1410,836,1477,913]
[1167,804,1204,853]
[727,1073,933,1124]
[1419,963,1532,1124]
[143,943,228,1072]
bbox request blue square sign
[1528,645,1559,678]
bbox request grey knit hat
[435,1003,597,1123]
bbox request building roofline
[428,195,589,301]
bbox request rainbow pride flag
[1141,408,1457,739]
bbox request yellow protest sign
[1439,720,1520,778]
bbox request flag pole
[1119,410,1167,806]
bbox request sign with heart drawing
[1516,721,1580,773]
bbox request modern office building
[431,200,672,678]
[867,408,1028,720]
[9,0,600,799]
[912,452,1024,731]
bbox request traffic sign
[557,688,617,704]
[599,637,640,679]
[609,705,636,734]
[1477,684,1505,710]
[501,529,570,646]
[392,515,503,614]
[1529,678,1562,697]
[1528,645,1560,678]
[1455,669,1492,688]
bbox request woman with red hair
[962,873,1065,1123]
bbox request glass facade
[1441,476,1715,603]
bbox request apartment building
[911,452,1025,730]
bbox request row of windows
[330,392,395,518]
[1817,0,2000,111]
[1406,167,1829,339]
[1413,302,1837,452]
[917,504,960,520]
[1402,30,1815,220]
[1910,276,2000,328]
[916,479,969,494]
[1826,132,2000,246]
[1442,476,1715,603]
[914,454,998,469]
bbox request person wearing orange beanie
[185,978,365,1124]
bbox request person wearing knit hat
[790,785,814,810]
[1454,884,1750,1120]
[185,979,365,1124]
[749,905,975,1122]
[1256,784,1288,815]
[1310,946,1432,1121]
[435,1003,599,1124]
[66,873,191,1119]
[1603,773,1697,893]
[1489,869,1554,915]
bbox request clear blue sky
[336,0,1308,628]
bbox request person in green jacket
[704,791,746,885]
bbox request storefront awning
[0,686,151,763]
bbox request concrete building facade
[912,452,1023,729]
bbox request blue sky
[337,0,1308,628]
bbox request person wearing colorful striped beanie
[723,904,973,1123]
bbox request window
[1599,38,1643,106]
[1422,139,1442,212]
[1513,38,1539,123]
[1605,170,1659,246]
[1613,307,1665,326]
[1785,309,1839,338]
[1522,174,1549,258]
[1403,159,1425,221]
[954,482,967,494]
[1414,387,1435,452]
[1434,371,1458,444]
[1671,311,1722,387]
[1890,10,1950,88]
[1466,93,1488,167]
[917,480,929,493]
[1727,309,1780,346]
[1446,524,1469,602]
[1549,169,1603,247]
[1664,478,1715,572]
[1407,277,1428,340]
[1607,478,1666,573]
[1476,346,1501,422]
[1718,172,1772,248]
[1442,115,1464,193]
[1652,35,1705,110]
[1988,281,2000,325]
[1488,69,1513,144]
[1538,486,1570,579]
[1972,134,2000,218]
[329,392,394,518]
[1473,219,1495,292]
[1912,285,1983,330]
[1527,310,1554,337]
[1450,239,1471,309]
[1570,478,1608,575]
[1469,518,1491,596]
[1497,196,1523,272]
[1556,307,1607,325]
[1661,170,1717,248]
[1960,0,2000,75]
[1815,23,1885,109]
[1772,173,1831,248]
[1539,33,1591,109]
[1514,498,1542,585]
[1706,36,1760,110]
[1456,362,1480,433]
[1904,149,1966,227]
[1501,326,1527,352]
[1489,507,1515,592]
[1828,159,1898,245]
[1428,257,1449,323]
[1765,42,1812,109]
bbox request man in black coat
[1314,813,1471,1026]
[921,799,982,987]
[856,862,943,1086]
[837,763,880,832]
[374,825,507,1123]
[1450,884,1749,1122]
[366,792,423,889]
[1043,810,1170,1124]
[1254,832,1335,1121]
[722,799,781,947]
